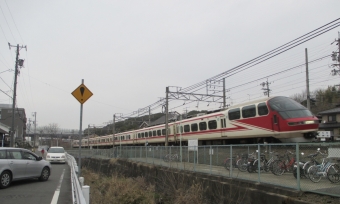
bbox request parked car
[0,147,51,189]
[46,147,66,164]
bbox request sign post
[72,79,93,177]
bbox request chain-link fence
[67,143,340,198]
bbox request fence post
[296,143,300,190]
[210,146,212,175]
[258,144,261,183]
[230,145,233,177]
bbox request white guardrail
[67,153,89,204]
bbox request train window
[191,123,198,132]
[258,102,269,116]
[153,130,156,136]
[208,120,217,129]
[242,105,256,118]
[145,132,148,137]
[141,132,145,138]
[168,128,171,135]
[229,108,240,120]
[184,125,190,132]
[180,126,183,133]
[269,96,313,119]
[162,129,166,135]
[138,133,140,138]
[148,131,152,137]
[199,122,207,130]
[157,130,161,136]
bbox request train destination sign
[71,83,93,104]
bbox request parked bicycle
[223,153,248,171]
[237,152,256,172]
[293,150,320,179]
[163,153,179,162]
[307,149,340,183]
[247,150,269,173]
[271,150,296,176]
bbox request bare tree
[43,123,60,146]
[290,90,307,103]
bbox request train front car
[268,96,319,143]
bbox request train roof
[227,96,277,109]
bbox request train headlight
[288,120,317,126]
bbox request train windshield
[268,96,313,119]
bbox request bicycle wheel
[163,154,169,162]
[308,166,322,183]
[327,164,340,183]
[224,159,231,170]
[237,159,248,172]
[302,161,313,179]
[271,160,285,176]
[263,159,270,172]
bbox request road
[0,162,72,204]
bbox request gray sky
[0,1,340,131]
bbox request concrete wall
[80,158,310,204]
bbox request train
[73,96,319,148]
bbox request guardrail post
[79,177,84,186]
[82,185,90,204]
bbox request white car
[0,147,51,189]
[46,147,66,164]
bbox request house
[0,104,27,145]
[317,105,340,141]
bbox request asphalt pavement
[0,162,72,204]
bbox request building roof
[318,107,340,115]
[0,122,10,134]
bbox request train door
[272,113,280,132]
[220,116,227,137]
[173,124,177,142]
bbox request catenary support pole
[305,48,311,110]
[165,87,169,146]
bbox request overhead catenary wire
[120,18,340,118]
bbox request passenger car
[46,147,66,164]
[0,147,51,189]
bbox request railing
[67,153,89,204]
[67,143,340,198]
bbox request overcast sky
[0,1,340,132]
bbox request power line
[4,0,24,43]
[0,4,16,42]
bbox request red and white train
[73,96,319,148]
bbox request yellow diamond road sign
[72,83,93,104]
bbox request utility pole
[223,78,226,108]
[165,87,169,146]
[260,79,271,97]
[331,32,340,77]
[305,48,311,110]
[148,107,151,126]
[87,124,90,149]
[33,112,37,147]
[8,43,27,147]
[112,114,115,149]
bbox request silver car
[0,147,52,189]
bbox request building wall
[0,107,26,140]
